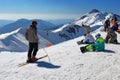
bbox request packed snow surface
[0,31,120,80]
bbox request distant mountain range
[0,18,56,34]
[0,9,119,52]
[0,20,13,28]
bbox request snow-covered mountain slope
[0,30,120,80]
[0,9,120,52]
[41,9,120,44]
[0,28,51,52]
[0,18,56,34]
[0,18,56,52]
[53,9,120,32]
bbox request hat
[32,20,37,25]
[95,33,101,38]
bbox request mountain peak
[89,9,100,14]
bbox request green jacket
[86,37,105,52]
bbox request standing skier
[25,20,39,63]
[104,18,110,31]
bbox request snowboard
[18,54,48,67]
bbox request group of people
[80,33,105,53]
[79,15,119,53]
[25,15,119,62]
[104,16,119,44]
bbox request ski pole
[43,48,51,63]
[39,39,52,63]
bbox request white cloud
[0,13,81,20]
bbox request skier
[25,20,39,63]
[77,31,95,45]
[80,33,105,53]
[105,17,118,44]
[104,18,110,31]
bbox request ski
[18,54,48,67]
[18,62,29,67]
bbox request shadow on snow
[102,49,115,53]
[35,61,61,69]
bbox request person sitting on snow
[80,33,105,53]
[77,31,95,45]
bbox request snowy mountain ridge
[0,9,120,52]
[0,18,56,34]
[44,9,120,44]
[0,19,57,52]
[0,28,21,40]
[0,28,51,52]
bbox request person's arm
[33,34,39,41]
[25,29,28,40]
[33,30,39,41]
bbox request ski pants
[105,31,117,43]
[28,42,38,58]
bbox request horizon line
[0,13,81,20]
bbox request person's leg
[27,43,34,62]
[33,43,38,57]
[28,43,34,58]
[105,32,110,43]
[114,33,118,44]
[104,26,107,31]
[109,32,117,43]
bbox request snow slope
[0,31,120,80]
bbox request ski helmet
[95,33,101,38]
[32,20,37,25]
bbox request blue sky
[0,0,119,20]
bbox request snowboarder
[105,17,118,44]
[77,31,95,45]
[25,20,39,63]
[80,33,105,53]
[104,18,110,31]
